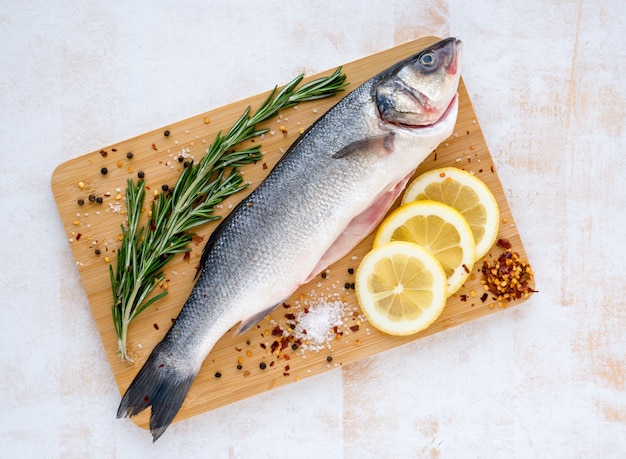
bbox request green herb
[111,68,347,361]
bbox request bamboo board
[51,36,535,430]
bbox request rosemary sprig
[111,67,347,361]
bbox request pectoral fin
[332,132,395,159]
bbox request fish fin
[117,342,197,442]
[304,171,414,283]
[234,304,280,335]
[332,132,395,159]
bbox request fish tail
[116,343,197,442]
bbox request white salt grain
[294,296,347,352]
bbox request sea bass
[118,37,462,441]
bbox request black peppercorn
[96,196,103,204]
[88,194,96,202]
[138,171,145,179]
[348,268,354,275]
[326,356,333,363]
[164,130,170,137]
[100,167,108,175]
[236,364,242,370]
[291,343,298,350]
[259,362,267,370]
[126,152,134,159]
[161,184,169,192]
[214,372,222,378]
[177,156,184,163]
[321,272,327,279]
[77,199,84,205]
[94,249,101,255]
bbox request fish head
[373,37,462,127]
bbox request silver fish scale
[163,80,386,357]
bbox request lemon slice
[373,200,475,295]
[355,241,447,335]
[402,167,499,260]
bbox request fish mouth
[381,93,458,130]
[429,93,458,127]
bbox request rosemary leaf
[112,68,347,361]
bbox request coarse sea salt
[294,295,347,352]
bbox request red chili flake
[280,339,290,351]
[75,233,82,241]
[462,264,470,274]
[143,396,150,403]
[99,150,108,157]
[349,325,360,332]
[151,143,158,150]
[491,165,495,173]
[111,148,117,152]
[157,363,164,368]
[496,238,512,249]
[283,354,291,361]
[480,250,537,303]
[480,293,489,302]
[153,323,159,330]
[460,294,467,302]
[183,251,191,263]
[243,370,251,377]
[150,219,156,231]
[271,326,283,336]
[434,152,438,161]
[285,313,296,320]
[262,162,268,170]
[192,235,204,246]
[304,307,309,314]
[260,343,267,349]
[235,347,242,352]
[282,303,291,308]
[284,365,290,371]
[270,341,280,353]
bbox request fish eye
[420,52,436,66]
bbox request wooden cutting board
[51,36,535,430]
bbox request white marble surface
[2,0,625,457]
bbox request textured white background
[2,0,625,457]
